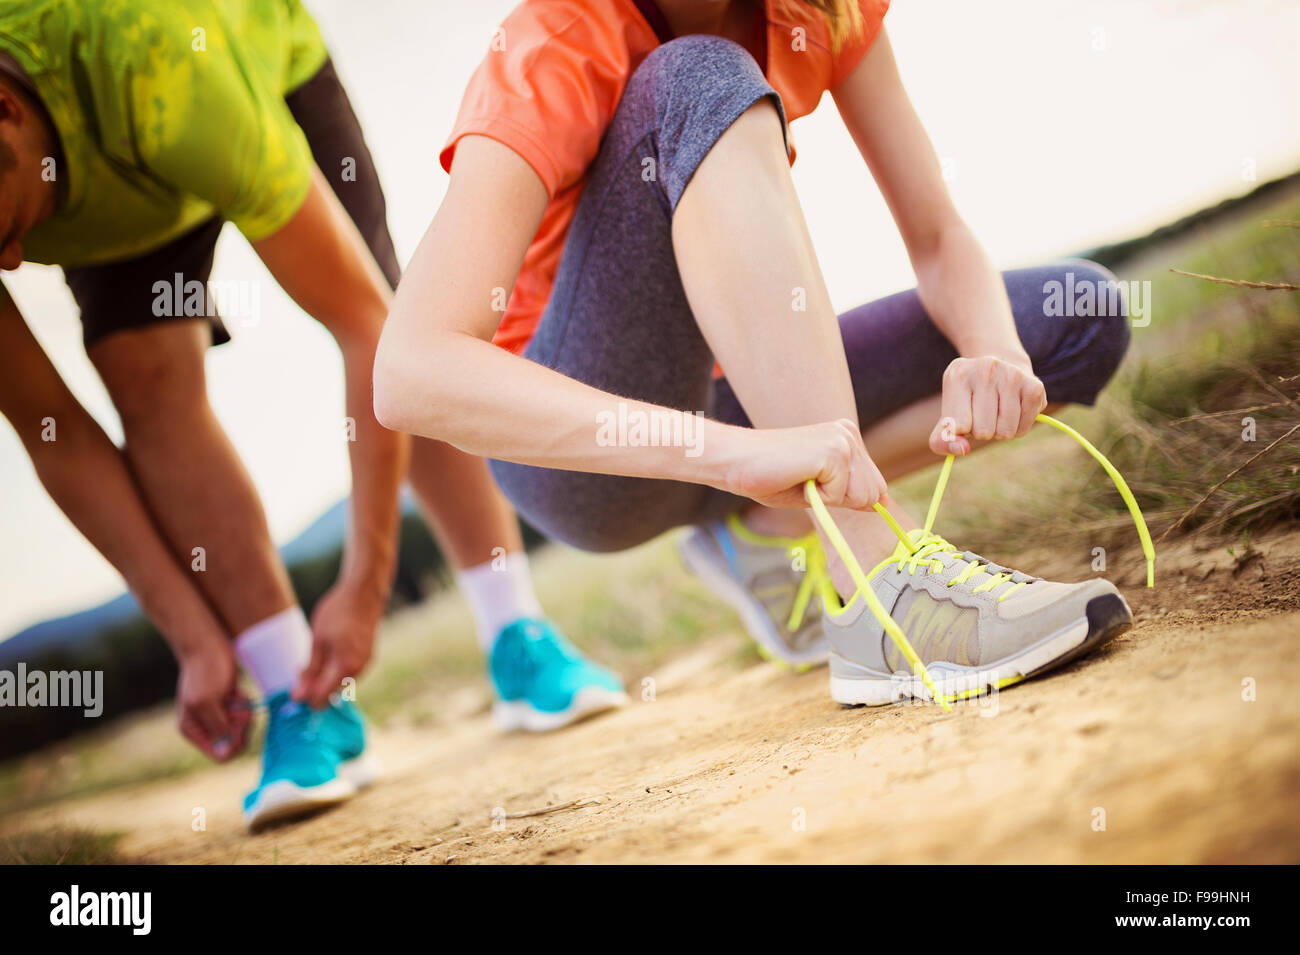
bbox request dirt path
[9,532,1300,864]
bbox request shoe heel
[338,752,382,790]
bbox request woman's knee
[1017,259,1131,404]
[1062,259,1131,392]
[633,35,762,98]
[625,35,785,208]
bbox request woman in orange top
[376,1,1135,701]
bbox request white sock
[456,551,545,650]
[234,606,312,697]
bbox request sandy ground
[7,529,1300,865]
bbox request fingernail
[948,441,964,454]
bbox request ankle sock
[456,551,544,650]
[234,606,311,697]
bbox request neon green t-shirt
[0,0,329,268]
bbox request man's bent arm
[252,167,408,603]
[252,168,407,703]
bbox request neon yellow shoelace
[884,531,1027,601]
[722,515,838,635]
[805,413,1156,711]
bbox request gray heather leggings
[490,36,1130,553]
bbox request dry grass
[0,826,129,865]
[915,187,1300,559]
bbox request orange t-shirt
[440,0,890,355]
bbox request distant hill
[1080,169,1300,270]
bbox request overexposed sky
[3,0,1299,635]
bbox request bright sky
[3,0,1299,636]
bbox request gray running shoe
[679,516,834,669]
[825,532,1132,705]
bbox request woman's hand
[724,418,887,510]
[176,644,251,762]
[929,355,1046,456]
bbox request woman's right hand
[723,418,887,510]
[175,644,251,763]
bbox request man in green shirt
[0,0,624,830]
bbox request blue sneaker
[242,692,359,831]
[318,696,379,789]
[317,694,382,791]
[489,619,628,732]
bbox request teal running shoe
[488,619,628,732]
[243,692,363,831]
[317,694,381,791]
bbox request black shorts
[64,58,401,348]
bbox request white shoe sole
[493,686,629,733]
[244,776,357,832]
[678,529,829,670]
[829,594,1132,706]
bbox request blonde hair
[777,0,865,52]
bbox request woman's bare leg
[672,100,912,592]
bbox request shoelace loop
[895,532,1026,601]
[806,413,1156,710]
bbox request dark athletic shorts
[64,58,401,348]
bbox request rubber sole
[677,528,828,671]
[829,593,1133,706]
[244,776,357,832]
[243,752,380,832]
[493,686,629,733]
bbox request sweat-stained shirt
[440,0,891,355]
[0,0,329,269]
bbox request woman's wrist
[687,419,753,495]
[957,336,1033,370]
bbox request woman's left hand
[929,355,1047,456]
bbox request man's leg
[85,319,315,702]
[409,438,549,646]
[85,319,363,825]
[87,320,296,636]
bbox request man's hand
[929,355,1047,456]
[293,579,385,707]
[176,644,251,761]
